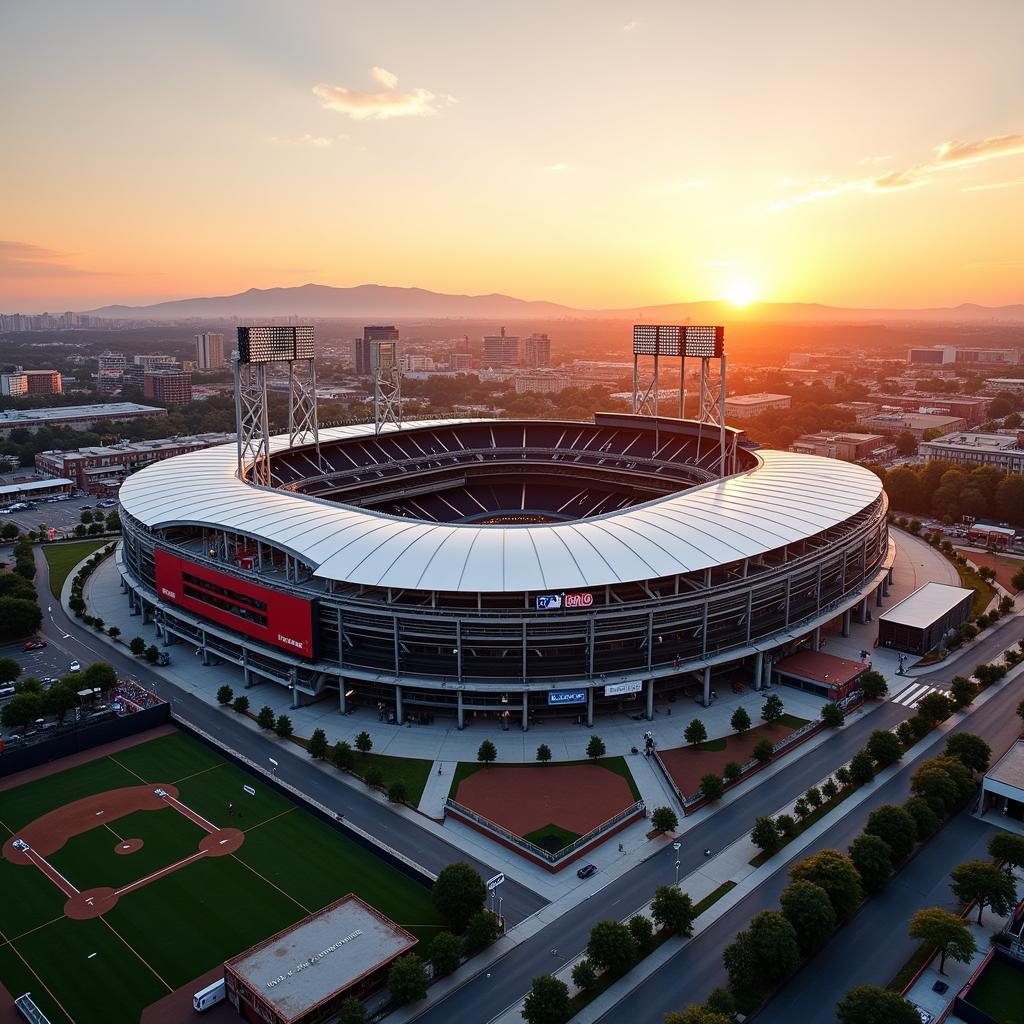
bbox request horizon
[2,1,1023,313]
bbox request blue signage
[547,689,587,706]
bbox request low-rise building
[1,369,62,396]
[877,581,975,655]
[866,393,990,425]
[0,402,167,435]
[968,522,1016,548]
[790,431,896,462]
[908,346,1020,367]
[515,371,574,394]
[919,431,1024,473]
[35,432,234,495]
[857,411,966,439]
[984,377,1024,394]
[723,393,791,420]
[980,739,1024,824]
[0,477,74,502]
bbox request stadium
[116,396,894,730]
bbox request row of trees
[0,536,43,642]
[475,733,610,766]
[0,661,118,730]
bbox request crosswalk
[889,681,944,708]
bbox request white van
[193,979,226,1012]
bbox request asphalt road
[24,546,548,926]
[596,636,1024,1024]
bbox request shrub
[355,730,373,752]
[699,773,725,802]
[330,740,354,771]
[822,778,838,801]
[775,813,796,836]
[586,735,606,759]
[308,728,329,760]
[388,780,408,803]
[752,739,774,764]
[731,706,752,734]
[365,766,383,788]
[274,714,293,738]
[387,954,428,1005]
[427,931,462,978]
[821,703,844,728]
[232,695,250,714]
[464,910,500,954]
[536,743,552,763]
[256,705,275,729]
[216,684,233,705]
[724,761,742,784]
[895,720,914,746]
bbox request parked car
[69,660,81,672]
[576,863,597,880]
[23,639,47,651]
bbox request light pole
[675,859,681,885]
[672,841,682,886]
[268,756,278,777]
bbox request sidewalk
[417,762,455,819]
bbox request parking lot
[0,493,117,540]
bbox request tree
[949,675,978,709]
[91,616,105,631]
[216,684,233,705]
[865,804,918,863]
[908,907,977,975]
[904,796,940,841]
[354,730,373,753]
[651,806,679,834]
[894,430,917,456]
[822,778,839,801]
[232,695,250,714]
[866,730,903,768]
[916,690,951,724]
[337,996,365,1024]
[477,740,497,765]
[761,693,784,724]
[45,683,78,722]
[775,813,796,836]
[274,714,293,738]
[805,785,823,809]
[0,597,42,641]
[0,658,21,684]
[571,958,596,992]
[780,878,837,955]
[790,849,863,922]
[684,718,707,746]
[308,727,328,760]
[586,920,637,975]
[912,756,973,814]
[0,692,42,729]
[650,886,695,936]
[387,954,428,1004]
[705,988,736,1018]
[256,705,275,729]
[387,780,408,804]
[752,738,774,763]
[330,740,354,771]
[144,644,159,664]
[822,702,844,728]
[944,733,991,775]
[522,975,570,1024]
[1013,567,1024,592]
[464,910,500,953]
[627,914,654,951]
[129,636,146,656]
[836,985,920,1024]
[536,743,552,763]
[107,626,120,640]
[724,761,742,784]
[432,862,486,930]
[730,706,751,734]
[664,1010,732,1024]
[849,833,893,894]
[586,734,606,759]
[849,749,875,786]
[751,816,781,855]
[859,670,888,700]
[950,859,1018,924]
[793,797,811,822]
[699,773,724,802]
[988,831,1024,874]
[723,910,799,995]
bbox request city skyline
[2,0,1023,312]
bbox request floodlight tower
[632,324,730,476]
[234,325,320,486]
[372,339,402,433]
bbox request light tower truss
[234,357,271,486]
[372,340,402,434]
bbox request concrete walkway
[417,761,456,818]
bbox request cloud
[769,132,1024,211]
[857,155,892,165]
[548,162,570,173]
[623,20,639,32]
[962,179,1024,192]
[0,240,113,278]
[313,69,454,120]
[370,66,399,89]
[270,133,335,147]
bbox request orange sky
[2,1,1023,313]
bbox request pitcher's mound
[66,887,118,920]
[114,838,144,855]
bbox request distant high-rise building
[354,325,399,376]
[97,351,126,393]
[195,332,226,369]
[1,369,62,396]
[1,373,28,397]
[483,326,521,367]
[144,369,192,406]
[523,333,551,368]
[125,355,178,390]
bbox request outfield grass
[453,755,642,803]
[965,955,1024,1024]
[42,539,110,598]
[0,731,444,1024]
[521,823,581,852]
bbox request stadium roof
[118,419,885,593]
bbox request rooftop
[860,412,964,428]
[724,393,790,405]
[0,477,73,495]
[986,740,1024,791]
[39,433,234,461]
[877,581,974,629]
[0,403,165,424]
[921,431,1023,452]
[773,649,867,686]
[225,895,415,1023]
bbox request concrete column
[754,651,764,691]
[645,678,654,720]
[762,654,773,689]
[395,684,403,724]
[243,648,252,688]
[586,687,594,727]
[876,585,884,608]
[338,677,347,714]
[457,689,464,730]
[882,578,890,597]
[290,668,299,710]
[860,596,869,623]
[841,609,852,638]
[887,566,894,585]
[521,690,529,732]
[200,631,210,666]
[812,626,821,651]
[702,667,711,707]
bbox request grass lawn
[965,955,1024,1024]
[521,823,581,852]
[350,750,433,804]
[777,713,811,730]
[42,539,110,598]
[0,730,443,1024]
[693,880,737,916]
[953,559,998,617]
[453,755,642,802]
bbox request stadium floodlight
[237,325,315,364]
[632,324,723,359]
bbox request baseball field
[0,729,444,1023]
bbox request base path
[456,764,635,836]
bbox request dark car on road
[576,863,597,880]
[23,639,47,651]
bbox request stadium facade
[116,408,894,729]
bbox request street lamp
[675,859,681,885]
[268,757,278,776]
[672,842,682,886]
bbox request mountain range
[86,283,1024,323]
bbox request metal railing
[445,796,645,864]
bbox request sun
[722,279,759,307]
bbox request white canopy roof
[118,420,884,593]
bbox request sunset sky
[2,0,1023,312]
